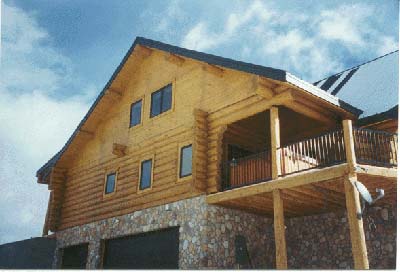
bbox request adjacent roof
[357,105,398,127]
[314,50,399,118]
[36,37,363,181]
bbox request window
[139,159,153,190]
[105,172,116,194]
[179,145,192,178]
[130,100,142,127]
[150,84,172,117]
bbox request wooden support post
[342,119,357,172]
[273,189,287,269]
[270,107,281,179]
[344,174,369,269]
[42,193,51,236]
[343,120,369,268]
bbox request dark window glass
[179,145,192,178]
[105,173,116,194]
[161,85,172,112]
[140,159,152,190]
[151,90,162,117]
[150,84,172,117]
[130,100,142,127]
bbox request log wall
[51,49,262,230]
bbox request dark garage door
[102,227,179,269]
[61,243,88,269]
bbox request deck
[208,127,397,217]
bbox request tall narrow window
[179,145,192,178]
[150,84,172,117]
[105,172,116,194]
[130,100,142,127]
[139,159,152,190]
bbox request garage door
[61,243,88,269]
[102,227,179,269]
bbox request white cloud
[181,22,222,51]
[180,1,398,81]
[155,0,185,32]
[182,0,274,51]
[377,36,398,55]
[317,3,378,49]
[0,3,93,244]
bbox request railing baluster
[352,127,397,168]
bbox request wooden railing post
[273,189,287,269]
[342,119,369,269]
[270,107,281,179]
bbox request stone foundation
[53,195,396,269]
[286,204,396,269]
[53,195,274,269]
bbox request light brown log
[273,189,287,269]
[343,119,357,172]
[344,174,369,269]
[270,107,281,179]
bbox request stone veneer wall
[53,195,275,269]
[53,195,395,269]
[286,204,396,269]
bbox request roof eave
[285,73,363,117]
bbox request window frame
[150,83,173,118]
[103,170,118,198]
[138,156,154,193]
[129,98,144,128]
[177,142,193,181]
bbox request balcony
[221,127,397,191]
[207,105,397,269]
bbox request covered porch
[207,106,397,269]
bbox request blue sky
[0,0,398,244]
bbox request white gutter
[285,72,341,107]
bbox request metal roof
[315,50,399,118]
[36,37,363,180]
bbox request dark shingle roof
[357,105,398,127]
[36,37,362,180]
[314,50,399,118]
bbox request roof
[357,105,398,127]
[314,50,399,118]
[36,37,362,181]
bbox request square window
[105,173,116,194]
[139,159,152,190]
[150,84,172,118]
[179,145,192,178]
[130,100,142,127]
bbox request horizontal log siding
[58,127,198,229]
[47,51,266,231]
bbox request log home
[36,37,398,269]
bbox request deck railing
[353,127,398,167]
[221,149,272,191]
[279,129,347,176]
[220,128,397,191]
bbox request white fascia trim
[285,72,341,107]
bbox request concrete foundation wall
[53,195,395,269]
